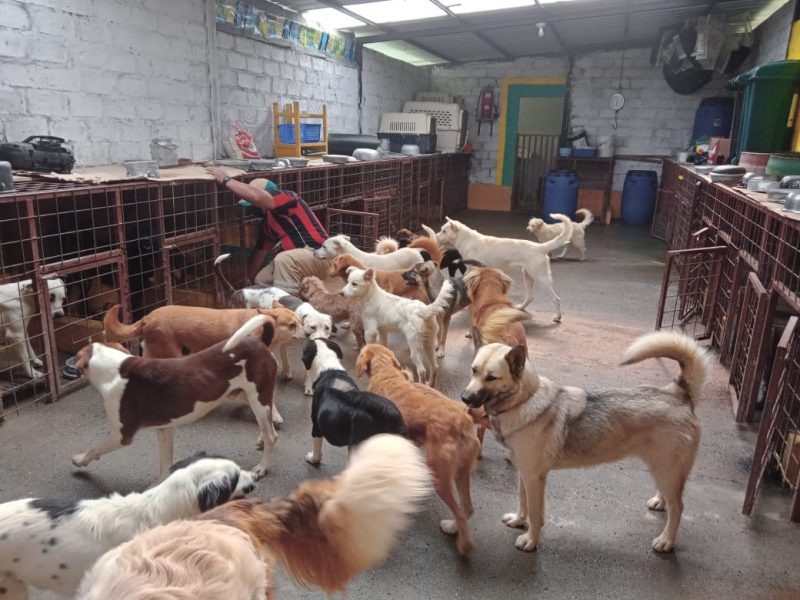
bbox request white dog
[462,331,708,554]
[340,267,452,385]
[0,277,66,379]
[436,215,572,322]
[313,234,425,271]
[527,208,594,261]
[0,453,256,598]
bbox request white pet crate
[415,91,453,103]
[402,101,467,153]
[377,113,437,153]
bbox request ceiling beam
[533,0,569,53]
[425,0,512,59]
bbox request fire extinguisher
[476,86,498,136]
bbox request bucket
[543,170,579,223]
[150,138,178,166]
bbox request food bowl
[288,157,310,168]
[784,192,800,213]
[124,160,159,178]
[739,151,770,176]
[249,159,275,171]
[353,148,380,161]
[322,154,350,164]
[213,159,249,169]
[780,175,800,189]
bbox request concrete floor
[2,210,799,599]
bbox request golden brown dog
[395,225,443,265]
[356,344,480,555]
[328,254,429,303]
[464,267,528,354]
[297,276,366,348]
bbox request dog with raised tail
[73,315,279,480]
[436,214,573,322]
[0,453,256,599]
[76,434,432,599]
[461,331,708,554]
[527,208,594,260]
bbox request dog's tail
[420,279,454,319]
[421,224,437,239]
[410,228,443,265]
[575,208,595,230]
[537,213,574,253]
[102,305,144,342]
[221,314,273,352]
[375,237,399,255]
[621,331,709,404]
[481,306,529,344]
[213,253,237,294]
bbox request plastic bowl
[558,147,573,157]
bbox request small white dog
[0,453,256,598]
[527,208,594,261]
[436,215,572,322]
[0,277,66,379]
[314,234,425,271]
[339,267,452,385]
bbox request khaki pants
[254,248,332,293]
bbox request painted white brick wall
[0,0,214,165]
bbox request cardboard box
[709,137,732,162]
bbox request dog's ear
[419,262,435,277]
[323,339,343,360]
[499,271,514,294]
[419,250,432,262]
[363,268,374,282]
[355,348,370,377]
[260,319,275,347]
[346,266,358,275]
[505,345,527,380]
[197,471,240,512]
[302,339,318,371]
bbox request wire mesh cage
[162,181,217,239]
[168,235,220,308]
[326,208,379,251]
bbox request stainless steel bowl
[0,161,14,194]
[784,192,800,213]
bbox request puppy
[0,277,66,379]
[301,338,406,464]
[298,276,366,349]
[329,254,429,302]
[527,208,594,260]
[461,331,708,553]
[357,344,480,554]
[436,214,573,322]
[77,435,431,599]
[0,453,255,599]
[314,234,425,271]
[73,315,279,480]
[340,268,453,385]
[464,267,529,353]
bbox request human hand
[205,166,226,183]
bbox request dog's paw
[465,332,472,339]
[440,519,458,535]
[251,465,269,479]
[282,370,293,381]
[436,348,445,358]
[271,413,284,426]
[456,535,474,555]
[552,315,562,323]
[647,494,666,511]
[304,386,313,396]
[651,534,675,553]
[514,532,538,552]
[256,438,264,450]
[71,453,90,468]
[502,512,527,529]
[304,452,321,466]
[31,357,44,368]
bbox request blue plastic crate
[279,123,322,144]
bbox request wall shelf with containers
[272,102,328,158]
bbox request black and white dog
[0,453,255,598]
[301,338,406,465]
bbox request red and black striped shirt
[258,190,327,253]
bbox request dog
[73,315,279,480]
[314,234,425,271]
[357,344,480,554]
[340,268,453,385]
[388,225,443,264]
[301,338,406,464]
[0,453,256,599]
[401,260,472,357]
[461,331,708,554]
[329,254,429,302]
[77,434,431,599]
[527,208,594,260]
[297,276,366,350]
[463,267,529,353]
[436,214,573,322]
[0,277,66,379]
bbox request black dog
[301,338,406,465]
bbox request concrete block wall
[0,0,214,165]
[751,0,792,66]
[430,56,567,183]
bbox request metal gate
[511,134,559,213]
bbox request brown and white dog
[463,267,529,354]
[357,344,480,555]
[77,434,431,599]
[393,225,444,265]
[328,254,429,303]
[73,315,279,480]
[297,276,366,349]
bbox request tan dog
[297,276,366,348]
[328,255,429,303]
[527,208,594,261]
[464,267,528,354]
[394,225,444,265]
[357,344,480,555]
[462,332,708,554]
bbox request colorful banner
[216,1,358,66]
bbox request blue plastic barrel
[542,170,578,223]
[691,97,734,145]
[621,170,658,226]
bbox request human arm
[205,167,276,210]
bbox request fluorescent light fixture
[345,0,446,24]
[364,40,448,65]
[445,0,535,14]
[303,8,365,30]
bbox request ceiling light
[364,40,448,65]
[537,22,546,38]
[345,0,447,24]
[444,0,535,14]
[303,8,365,30]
